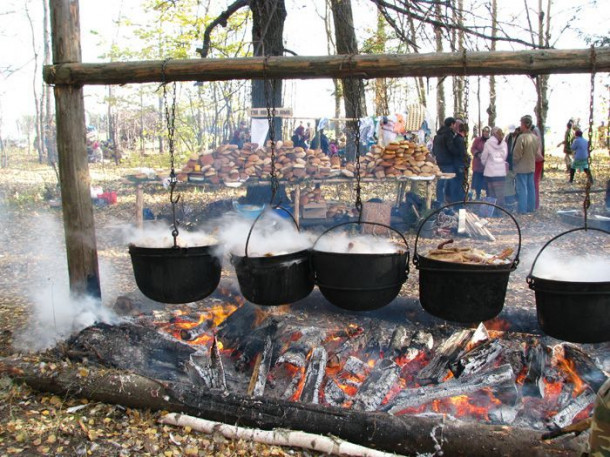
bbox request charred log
[562,344,608,392]
[352,359,400,412]
[247,336,274,397]
[300,347,328,404]
[416,329,473,385]
[1,358,585,457]
[523,340,548,398]
[450,339,505,378]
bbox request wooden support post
[293,185,300,227]
[136,185,144,230]
[50,0,100,299]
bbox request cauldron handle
[413,201,522,271]
[312,221,410,274]
[244,205,300,259]
[527,227,609,285]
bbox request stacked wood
[424,239,513,265]
[457,209,496,241]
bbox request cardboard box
[302,202,328,219]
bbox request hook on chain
[584,45,597,230]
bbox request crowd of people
[431,113,586,215]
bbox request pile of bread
[361,140,441,179]
[177,139,440,184]
[425,240,513,265]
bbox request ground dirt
[0,150,608,456]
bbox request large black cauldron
[312,222,410,311]
[129,244,221,304]
[232,207,314,306]
[527,227,610,343]
[414,202,521,323]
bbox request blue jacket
[571,136,589,161]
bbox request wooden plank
[50,0,100,298]
[43,48,610,86]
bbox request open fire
[117,287,607,434]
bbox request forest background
[0,0,609,167]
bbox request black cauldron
[312,222,410,311]
[231,249,314,306]
[413,202,521,323]
[129,244,221,304]
[527,227,610,344]
[232,206,314,306]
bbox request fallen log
[0,357,586,457]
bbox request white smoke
[215,211,313,258]
[125,221,217,248]
[10,213,123,353]
[530,250,610,282]
[314,232,404,254]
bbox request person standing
[470,126,490,199]
[569,129,594,183]
[451,119,470,203]
[432,117,457,205]
[481,127,508,207]
[557,120,575,173]
[513,115,538,214]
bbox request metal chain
[584,45,596,229]
[263,56,279,205]
[350,55,363,222]
[461,49,470,202]
[162,59,180,248]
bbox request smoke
[10,213,123,353]
[529,249,610,282]
[314,232,404,254]
[215,211,313,257]
[124,221,217,248]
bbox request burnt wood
[1,358,585,457]
[43,48,610,86]
[562,344,608,393]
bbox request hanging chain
[461,49,470,202]
[584,45,596,229]
[263,56,279,205]
[350,55,363,222]
[162,59,180,248]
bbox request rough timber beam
[44,47,610,86]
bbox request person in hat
[569,129,594,183]
[513,115,538,213]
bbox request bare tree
[487,0,497,127]
[24,1,43,164]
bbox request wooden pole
[43,48,610,86]
[50,0,100,298]
[136,185,144,230]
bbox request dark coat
[432,126,456,166]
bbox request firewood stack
[177,139,442,184]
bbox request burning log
[300,347,328,404]
[247,335,274,397]
[386,364,518,415]
[216,302,259,348]
[324,356,370,407]
[179,319,212,341]
[186,336,227,391]
[523,340,548,398]
[416,329,473,385]
[450,339,505,378]
[1,358,585,457]
[550,390,597,429]
[561,344,608,392]
[233,317,280,372]
[352,359,401,412]
[277,327,326,367]
[328,328,369,365]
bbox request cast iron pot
[312,221,410,311]
[527,227,610,344]
[232,206,314,306]
[129,244,221,304]
[413,202,521,323]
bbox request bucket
[312,221,410,311]
[129,244,221,304]
[527,227,610,343]
[232,206,314,306]
[413,202,521,323]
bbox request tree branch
[196,0,249,58]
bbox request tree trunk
[330,0,367,162]
[374,11,389,115]
[251,0,286,141]
[50,0,101,299]
[0,358,586,457]
[434,2,445,126]
[487,0,498,127]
